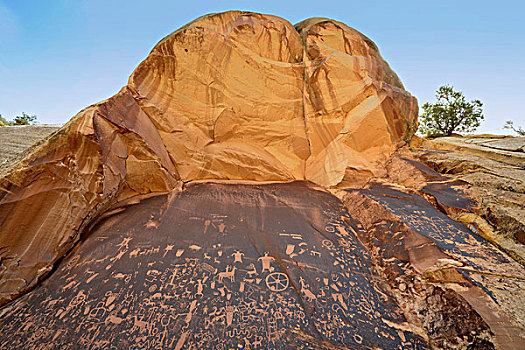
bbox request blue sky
[1,0,524,133]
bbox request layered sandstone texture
[1,11,524,350]
[0,11,416,307]
[412,136,525,261]
[0,125,60,176]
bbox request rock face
[0,11,523,349]
[128,12,417,186]
[0,182,429,349]
[0,11,417,307]
[413,136,525,260]
[0,125,60,176]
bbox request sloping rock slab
[0,125,60,176]
[423,137,525,168]
[349,184,525,348]
[0,182,428,349]
[463,137,525,152]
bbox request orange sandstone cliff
[0,12,417,305]
[1,11,523,350]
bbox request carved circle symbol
[339,239,350,247]
[325,225,335,233]
[322,239,333,248]
[265,272,289,292]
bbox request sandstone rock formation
[0,11,417,307]
[0,11,523,349]
[413,136,525,260]
[0,125,60,176]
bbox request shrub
[503,120,525,136]
[419,85,483,137]
[0,113,37,126]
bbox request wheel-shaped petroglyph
[265,272,289,292]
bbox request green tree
[0,113,37,126]
[12,112,37,125]
[419,85,483,137]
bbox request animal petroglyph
[299,277,317,302]
[0,182,430,349]
[231,251,244,263]
[218,266,236,283]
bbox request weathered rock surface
[0,11,417,308]
[0,11,523,349]
[412,136,525,259]
[420,136,525,168]
[0,125,60,176]
[0,182,430,349]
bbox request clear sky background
[1,0,524,134]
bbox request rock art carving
[0,10,523,350]
[265,273,289,292]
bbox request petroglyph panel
[356,184,525,327]
[0,182,427,349]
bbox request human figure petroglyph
[196,279,203,297]
[258,253,274,273]
[218,266,236,283]
[225,305,236,326]
[251,336,263,347]
[110,249,127,263]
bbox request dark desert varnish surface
[0,182,429,349]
